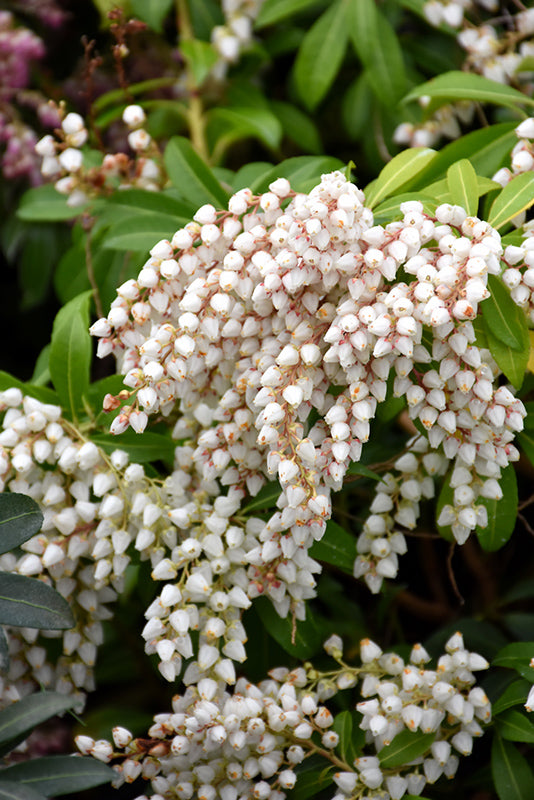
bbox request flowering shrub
[1,1,534,799]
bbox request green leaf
[348,0,407,106]
[488,172,534,229]
[446,159,478,216]
[492,735,534,800]
[494,643,534,683]
[342,74,373,141]
[0,574,74,630]
[0,756,114,796]
[294,0,350,111]
[404,71,534,111]
[0,782,47,800]
[495,709,534,743]
[30,345,51,387]
[130,0,173,31]
[0,692,78,748]
[181,39,218,86]
[0,373,58,406]
[517,430,534,469]
[482,276,527,350]
[309,520,355,574]
[208,107,282,151]
[289,766,334,800]
[332,711,362,765]
[19,224,64,311]
[102,214,187,252]
[364,148,437,208]
[0,494,43,556]
[254,597,323,659]
[164,136,229,207]
[241,481,280,513]
[16,185,82,222]
[476,463,518,552]
[493,679,532,716]
[98,189,195,222]
[378,730,435,768]
[232,162,274,191]
[49,291,92,422]
[255,0,320,28]
[424,174,498,203]
[270,100,322,154]
[90,431,175,464]
[249,155,344,194]
[372,192,438,223]
[485,323,529,389]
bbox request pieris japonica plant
[2,2,534,800]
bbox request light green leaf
[496,709,534,743]
[446,159,478,216]
[102,214,188,252]
[0,494,43,556]
[208,107,282,151]
[181,39,218,86]
[482,276,526,350]
[492,735,534,800]
[348,0,407,106]
[49,291,93,422]
[0,372,58,406]
[270,100,322,154]
[0,693,78,747]
[494,643,534,682]
[0,574,74,630]
[294,0,350,111]
[254,597,323,659]
[404,71,534,110]
[424,174,498,203]
[493,680,532,716]
[488,172,534,229]
[0,756,114,796]
[365,148,437,208]
[372,192,438,223]
[90,431,175,464]
[255,0,320,28]
[164,136,229,207]
[130,0,173,31]
[16,185,82,222]
[309,520,355,574]
[476,464,518,552]
[378,730,436,768]
[249,155,344,194]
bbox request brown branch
[396,590,453,622]
[447,543,464,606]
[460,538,496,610]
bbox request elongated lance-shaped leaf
[255,0,318,28]
[482,276,528,350]
[476,463,518,552]
[488,172,534,229]
[0,494,43,556]
[484,322,529,389]
[309,521,355,574]
[493,642,534,682]
[491,735,534,800]
[364,148,437,208]
[49,291,92,423]
[446,159,478,216]
[493,679,532,716]
[378,730,436,768]
[0,756,115,796]
[164,136,228,207]
[0,574,74,630]
[0,693,78,748]
[495,709,534,743]
[0,781,47,800]
[404,71,534,110]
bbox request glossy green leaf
[164,136,229,207]
[494,643,534,683]
[249,155,344,194]
[0,692,78,747]
[517,430,534,469]
[488,172,534,229]
[342,74,373,141]
[492,735,534,800]
[482,276,527,350]
[208,107,282,151]
[476,463,518,552]
[30,345,51,387]
[241,482,280,513]
[254,597,323,659]
[49,291,92,422]
[485,323,529,389]
[364,148,437,208]
[0,373,58,406]
[404,71,534,110]
[0,574,74,630]
[332,711,362,765]
[495,709,534,743]
[181,39,218,86]
[294,0,350,111]
[232,162,274,191]
[130,0,173,31]
[90,431,175,464]
[16,185,82,222]
[348,0,407,106]
[493,679,531,716]
[372,192,438,223]
[98,189,195,222]
[0,494,43,556]
[270,100,322,154]
[309,520,355,574]
[290,766,334,800]
[378,730,435,768]
[0,782,46,800]
[102,214,187,252]
[0,756,114,796]
[446,159,478,216]
[424,174,498,203]
[255,0,320,28]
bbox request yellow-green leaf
[446,159,478,215]
[488,172,534,229]
[365,148,437,208]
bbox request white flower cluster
[493,119,534,229]
[0,387,165,702]
[211,0,265,76]
[77,632,491,800]
[35,104,162,206]
[396,2,534,148]
[91,171,526,601]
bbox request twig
[447,543,464,606]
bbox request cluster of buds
[211,0,265,77]
[35,103,164,207]
[78,633,491,800]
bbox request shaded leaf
[17,185,82,222]
[378,730,435,768]
[102,214,187,252]
[0,574,74,630]
[208,107,282,151]
[130,0,173,31]
[241,482,280,513]
[309,520,355,574]
[255,0,320,28]
[495,709,534,743]
[485,323,529,389]
[493,679,531,716]
[0,494,43,556]
[0,629,8,673]
[254,597,323,659]
[0,373,58,406]
[270,100,322,154]
[0,693,78,747]
[0,756,114,796]
[249,155,344,194]
[90,431,175,464]
[49,291,93,422]
[164,136,229,207]
[491,735,534,800]
[181,39,219,86]
[0,782,47,800]
[482,276,527,350]
[476,463,518,552]
[404,71,534,111]
[493,643,534,683]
